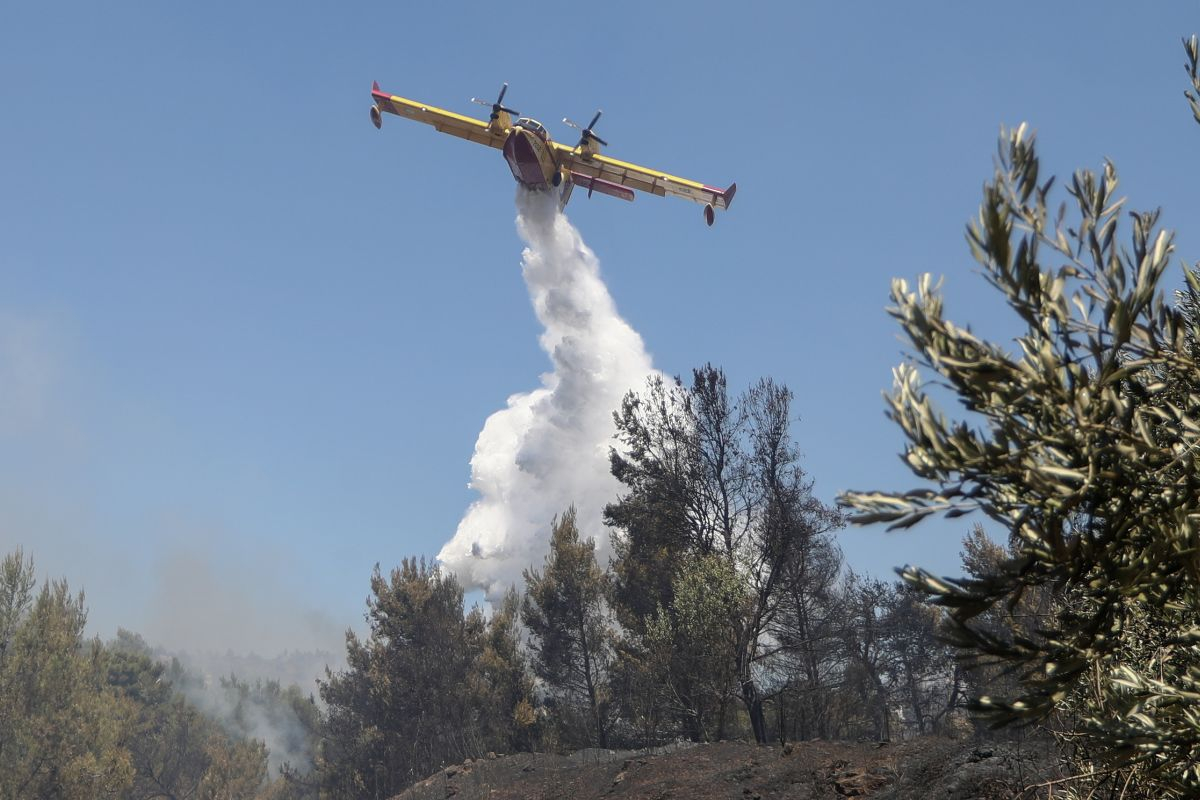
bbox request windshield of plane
[516,118,548,141]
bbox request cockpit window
[516,118,548,141]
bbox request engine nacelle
[704,203,715,226]
[370,105,383,130]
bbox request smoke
[175,671,315,777]
[142,539,346,662]
[438,189,655,599]
[0,311,61,437]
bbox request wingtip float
[369,81,737,226]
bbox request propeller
[563,110,608,147]
[471,83,519,120]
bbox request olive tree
[839,38,1200,795]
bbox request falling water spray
[437,190,655,599]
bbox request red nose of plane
[503,129,548,187]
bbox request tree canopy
[839,36,1200,796]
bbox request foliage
[607,365,845,744]
[642,555,744,742]
[0,550,134,798]
[472,587,537,755]
[835,574,896,741]
[952,526,1054,738]
[839,40,1200,793]
[522,507,613,748]
[875,581,957,737]
[0,549,319,800]
[768,507,844,741]
[316,558,533,798]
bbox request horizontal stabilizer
[701,181,736,210]
[570,173,635,202]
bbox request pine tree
[522,508,614,748]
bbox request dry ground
[392,737,1059,800]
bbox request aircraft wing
[371,83,506,149]
[553,143,736,211]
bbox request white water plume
[438,189,655,599]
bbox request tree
[316,558,523,798]
[201,675,322,785]
[644,555,744,741]
[770,502,844,741]
[835,574,894,741]
[877,582,958,737]
[840,38,1200,793]
[104,642,213,800]
[104,635,280,800]
[470,587,537,754]
[196,734,268,800]
[606,375,697,633]
[952,526,1054,739]
[607,366,843,744]
[522,507,614,748]
[0,551,135,799]
[0,549,36,661]
[0,552,278,799]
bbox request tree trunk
[873,673,891,742]
[741,677,768,744]
[715,695,729,741]
[578,622,608,748]
[905,663,925,735]
[681,698,705,742]
[804,649,826,739]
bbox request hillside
[392,738,1059,800]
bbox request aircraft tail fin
[723,182,737,208]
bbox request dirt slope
[392,738,1057,800]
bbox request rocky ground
[391,737,1060,800]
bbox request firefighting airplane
[370,82,737,226]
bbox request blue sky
[3,2,1199,655]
